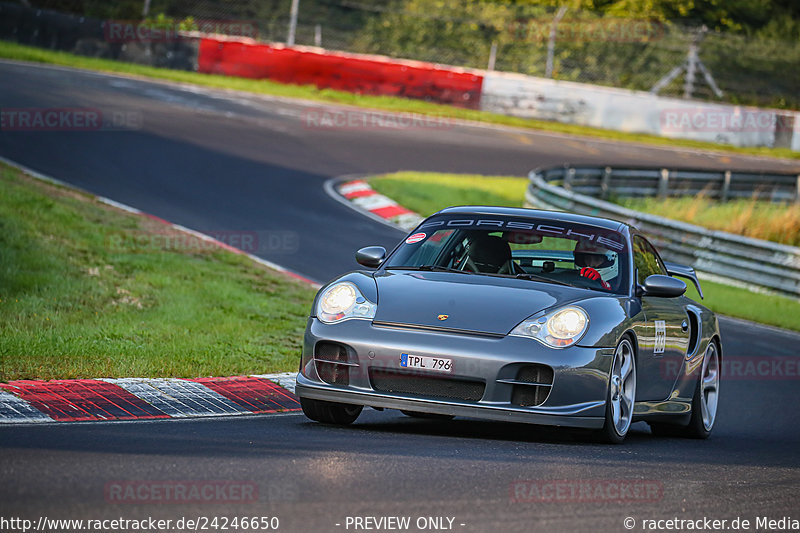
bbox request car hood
[373,271,587,336]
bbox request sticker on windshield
[654,320,666,354]
[405,233,427,244]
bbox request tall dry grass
[621,195,800,247]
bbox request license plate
[400,353,453,373]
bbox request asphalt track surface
[2,61,800,533]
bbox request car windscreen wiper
[390,265,472,274]
[513,273,573,286]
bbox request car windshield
[385,214,630,294]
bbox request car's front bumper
[296,318,616,429]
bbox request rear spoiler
[664,261,704,299]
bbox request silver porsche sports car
[296,207,721,443]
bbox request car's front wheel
[300,397,363,425]
[597,337,637,444]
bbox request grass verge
[370,172,528,216]
[0,163,315,380]
[1,40,798,161]
[370,171,800,331]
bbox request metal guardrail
[539,165,800,203]
[527,166,800,298]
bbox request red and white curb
[0,373,300,424]
[332,178,423,231]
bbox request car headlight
[317,282,377,324]
[510,306,589,348]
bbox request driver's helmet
[573,239,618,281]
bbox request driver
[574,240,615,290]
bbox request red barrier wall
[198,38,483,109]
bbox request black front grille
[369,368,485,402]
[315,342,350,386]
[511,364,554,407]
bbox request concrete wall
[480,71,800,150]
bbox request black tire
[649,340,719,439]
[595,337,637,444]
[300,397,363,425]
[400,410,455,420]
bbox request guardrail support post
[564,167,575,191]
[722,170,731,202]
[601,167,612,200]
[796,175,800,203]
[659,169,670,198]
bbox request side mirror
[641,274,686,298]
[355,246,386,268]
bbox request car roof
[435,206,629,233]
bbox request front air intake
[314,342,351,386]
[510,364,554,407]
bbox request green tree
[354,0,517,66]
